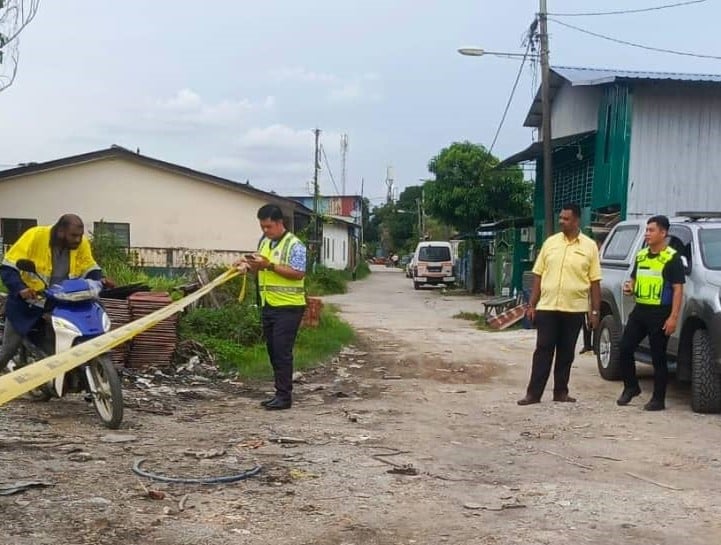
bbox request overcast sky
[1,0,719,206]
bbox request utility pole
[340,134,348,195]
[539,0,554,237]
[416,197,422,241]
[313,128,321,266]
[385,166,394,204]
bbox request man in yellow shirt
[518,203,602,405]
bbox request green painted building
[500,66,721,243]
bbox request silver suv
[596,213,721,413]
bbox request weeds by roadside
[179,305,354,377]
[453,310,524,332]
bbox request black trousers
[527,311,585,399]
[262,305,305,402]
[620,307,670,401]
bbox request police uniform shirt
[631,249,685,310]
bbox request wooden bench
[482,296,518,320]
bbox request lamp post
[458,8,553,238]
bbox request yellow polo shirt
[532,232,602,312]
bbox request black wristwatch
[267,262,275,272]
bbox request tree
[424,141,532,233]
[364,185,424,256]
[1,1,40,93]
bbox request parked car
[405,255,416,278]
[411,241,455,290]
[596,213,721,413]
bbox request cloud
[144,89,276,129]
[205,124,344,190]
[270,66,382,103]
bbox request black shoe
[260,397,277,407]
[643,399,665,411]
[617,386,642,406]
[517,395,541,406]
[579,347,593,355]
[265,398,292,410]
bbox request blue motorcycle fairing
[52,301,106,337]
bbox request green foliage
[354,261,371,280]
[424,141,532,233]
[180,302,262,347]
[180,307,354,378]
[366,185,424,255]
[306,266,349,296]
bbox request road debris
[101,433,138,444]
[540,449,593,471]
[132,458,262,484]
[68,452,93,463]
[625,472,682,491]
[269,436,308,445]
[0,480,53,496]
[147,490,166,500]
[184,448,226,459]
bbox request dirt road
[2,267,721,544]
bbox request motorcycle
[5,259,124,428]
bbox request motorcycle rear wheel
[14,344,53,401]
[87,355,123,429]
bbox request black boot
[643,398,665,411]
[616,386,641,406]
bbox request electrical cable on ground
[549,0,706,17]
[549,17,721,60]
[132,458,262,484]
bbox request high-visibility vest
[634,246,676,306]
[1,225,100,292]
[257,232,306,307]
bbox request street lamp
[457,29,553,239]
[457,47,538,60]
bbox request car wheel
[691,328,721,414]
[596,315,623,381]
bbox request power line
[549,0,707,17]
[319,144,341,195]
[550,17,721,60]
[488,39,532,154]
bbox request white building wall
[0,157,278,256]
[548,84,603,140]
[627,84,721,217]
[321,223,349,270]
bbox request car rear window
[418,246,451,262]
[603,225,639,261]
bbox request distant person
[518,203,602,406]
[237,204,307,411]
[616,215,684,411]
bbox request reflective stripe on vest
[258,233,306,307]
[634,246,676,306]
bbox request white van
[411,241,455,290]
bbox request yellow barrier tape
[0,268,242,406]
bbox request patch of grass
[354,261,371,280]
[453,311,524,332]
[453,311,482,321]
[191,307,354,378]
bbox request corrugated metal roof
[553,66,721,86]
[524,66,721,127]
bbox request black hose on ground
[132,458,262,484]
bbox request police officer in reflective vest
[242,204,307,411]
[617,215,685,411]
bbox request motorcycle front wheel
[86,355,123,429]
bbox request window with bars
[0,218,38,245]
[93,222,130,248]
[552,155,594,212]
